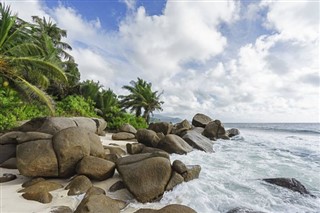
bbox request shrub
[56,95,98,117]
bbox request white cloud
[4,0,319,122]
[261,0,319,42]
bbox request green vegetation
[0,3,163,132]
[120,78,164,123]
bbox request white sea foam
[129,124,320,213]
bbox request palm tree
[0,3,67,113]
[31,16,80,99]
[119,78,164,123]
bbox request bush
[105,106,147,130]
[56,95,98,117]
[0,88,49,131]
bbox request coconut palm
[0,3,67,113]
[119,78,164,123]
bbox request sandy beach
[0,134,141,213]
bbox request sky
[4,0,320,122]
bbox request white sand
[0,133,140,213]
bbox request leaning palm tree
[119,78,164,123]
[0,3,67,113]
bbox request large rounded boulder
[16,139,58,177]
[203,120,227,140]
[52,127,91,177]
[148,122,173,135]
[136,129,161,147]
[116,152,172,203]
[157,134,193,154]
[191,113,212,127]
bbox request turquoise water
[130,123,320,212]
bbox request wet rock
[157,134,193,154]
[262,178,314,196]
[192,113,212,128]
[226,207,266,213]
[172,160,188,175]
[76,156,115,181]
[203,120,227,140]
[65,175,92,196]
[182,165,201,182]
[226,128,240,137]
[182,130,214,153]
[165,171,184,191]
[134,204,197,213]
[0,173,17,183]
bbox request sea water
[129,123,320,213]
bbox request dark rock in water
[203,120,227,140]
[182,130,214,153]
[134,204,197,213]
[0,144,16,164]
[192,113,212,128]
[226,207,266,213]
[74,194,122,213]
[165,171,184,191]
[182,165,201,182]
[109,180,126,192]
[148,122,173,135]
[157,134,193,154]
[226,128,240,137]
[0,173,17,183]
[172,160,188,175]
[262,178,314,196]
[22,191,52,204]
[50,206,73,213]
[65,175,92,196]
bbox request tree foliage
[119,78,164,123]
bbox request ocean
[129,123,320,212]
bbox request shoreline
[0,133,144,213]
